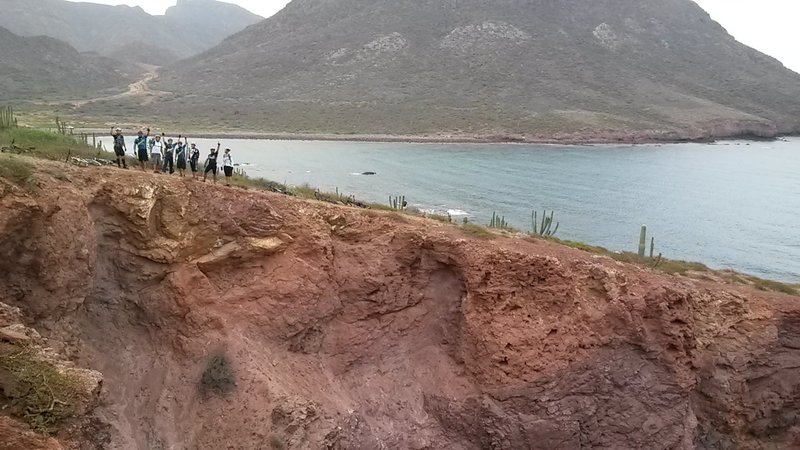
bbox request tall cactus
[638,225,647,257]
[388,195,406,210]
[531,209,559,236]
[489,212,509,229]
[0,106,16,129]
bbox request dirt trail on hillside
[72,66,168,108]
[1,160,799,449]
[31,66,169,110]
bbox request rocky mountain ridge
[0,0,262,63]
[150,0,800,139]
[0,27,135,102]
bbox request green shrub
[1,127,107,160]
[199,353,236,397]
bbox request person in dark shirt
[111,127,127,169]
[162,136,175,174]
[175,137,187,178]
[203,143,221,184]
[133,128,150,171]
[188,139,200,179]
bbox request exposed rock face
[1,160,799,448]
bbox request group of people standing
[111,127,235,186]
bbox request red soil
[1,159,799,449]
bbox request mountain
[0,0,262,63]
[152,0,800,140]
[0,27,133,101]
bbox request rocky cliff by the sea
[1,158,799,449]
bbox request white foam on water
[447,209,469,216]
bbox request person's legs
[224,166,232,186]
[212,166,217,184]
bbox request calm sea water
[109,136,800,282]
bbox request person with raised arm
[222,147,234,186]
[133,128,150,171]
[203,142,220,183]
[188,138,200,179]
[149,134,164,173]
[175,136,188,177]
[111,127,127,169]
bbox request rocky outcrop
[0,159,799,448]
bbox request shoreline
[72,128,796,145]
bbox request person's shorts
[190,160,198,172]
[204,163,217,174]
[138,148,149,162]
[224,166,233,177]
[151,154,162,167]
[114,147,125,157]
[177,158,187,170]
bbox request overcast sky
[68,0,800,73]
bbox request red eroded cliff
[1,159,799,449]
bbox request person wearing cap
[188,139,200,179]
[203,142,220,183]
[149,135,164,173]
[222,148,234,186]
[111,127,127,169]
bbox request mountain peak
[151,0,800,139]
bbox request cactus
[531,209,559,236]
[55,117,68,135]
[0,106,16,129]
[489,212,509,229]
[638,225,647,257]
[650,237,655,258]
[388,195,406,210]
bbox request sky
[67,0,800,73]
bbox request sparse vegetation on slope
[0,344,85,434]
[149,0,800,138]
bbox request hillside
[150,0,800,140]
[1,156,799,448]
[0,27,134,102]
[0,0,262,63]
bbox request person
[222,148,234,186]
[134,128,150,171]
[149,135,163,173]
[203,143,220,183]
[162,137,175,174]
[175,139,187,177]
[189,140,200,179]
[111,127,127,169]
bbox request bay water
[108,136,800,282]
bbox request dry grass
[0,155,36,188]
[0,344,85,434]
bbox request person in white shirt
[222,148,234,186]
[150,135,164,174]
